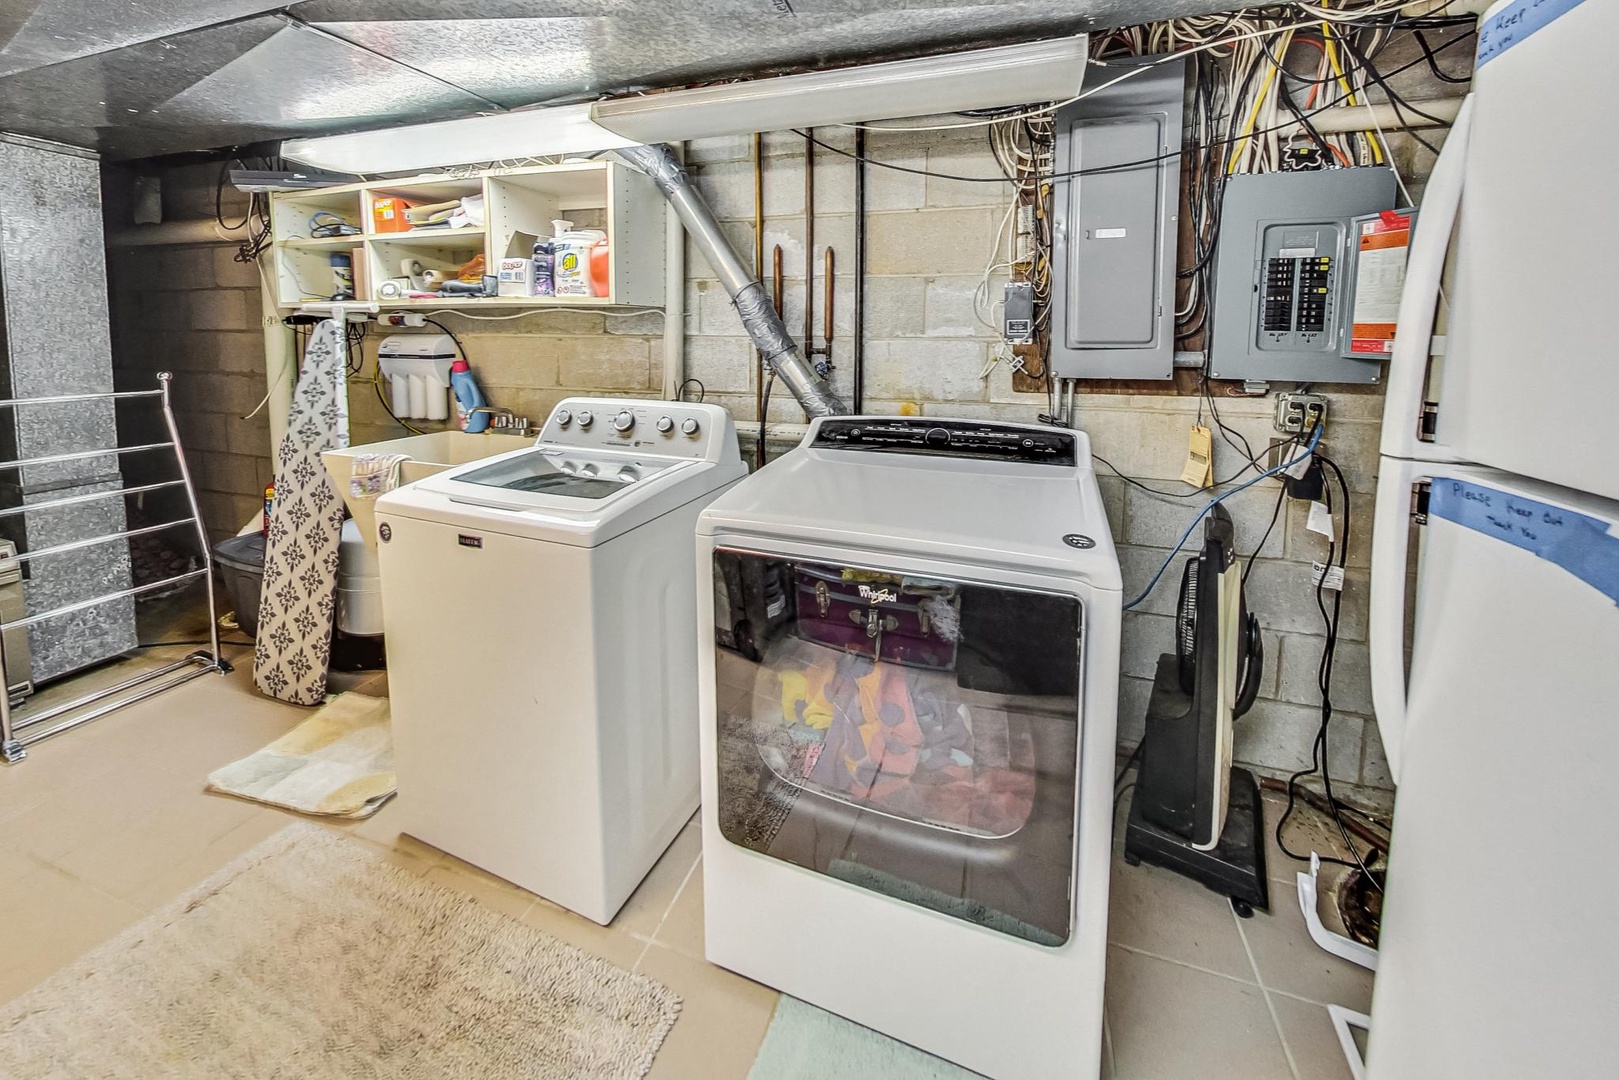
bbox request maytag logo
[858,584,898,604]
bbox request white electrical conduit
[1304,96,1464,135]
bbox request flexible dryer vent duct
[610,143,849,419]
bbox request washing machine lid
[448,447,684,506]
[380,445,742,547]
[699,416,1121,588]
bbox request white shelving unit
[268,161,667,310]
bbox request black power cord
[1273,453,1385,892]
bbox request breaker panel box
[1207,168,1398,384]
[1049,56,1186,380]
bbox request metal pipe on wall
[752,133,765,433]
[661,142,687,401]
[853,126,867,413]
[1306,97,1463,134]
[610,142,847,419]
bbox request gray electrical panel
[1207,168,1398,384]
[1049,57,1185,380]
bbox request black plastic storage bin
[213,533,265,638]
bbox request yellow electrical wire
[1320,1,1384,164]
[1227,44,1281,175]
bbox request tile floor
[0,646,1375,1080]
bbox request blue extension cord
[1121,425,1323,611]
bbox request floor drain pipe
[610,143,849,419]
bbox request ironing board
[254,319,350,705]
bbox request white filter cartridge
[379,354,454,420]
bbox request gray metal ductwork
[610,143,849,420]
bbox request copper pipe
[823,247,835,351]
[752,132,764,442]
[772,245,784,317]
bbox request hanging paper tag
[1180,425,1214,488]
[1284,449,1314,480]
[1312,561,1345,591]
[1307,500,1336,541]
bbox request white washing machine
[377,397,744,925]
[697,416,1122,1080]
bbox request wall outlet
[1275,392,1327,434]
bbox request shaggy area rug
[0,824,681,1079]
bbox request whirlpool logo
[857,585,898,604]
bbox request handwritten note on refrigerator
[1429,477,1619,605]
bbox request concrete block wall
[104,129,1408,794]
[105,163,274,547]
[680,128,1392,797]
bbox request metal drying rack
[0,372,227,765]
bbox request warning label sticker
[1350,212,1412,355]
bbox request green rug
[747,997,985,1079]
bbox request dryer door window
[711,549,1083,946]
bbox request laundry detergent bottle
[449,358,489,433]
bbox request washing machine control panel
[812,418,1077,465]
[539,400,722,460]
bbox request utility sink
[323,430,531,549]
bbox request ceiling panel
[0,0,294,78]
[0,0,1239,160]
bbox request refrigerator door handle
[1368,456,1429,784]
[1379,94,1475,462]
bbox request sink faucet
[469,406,530,437]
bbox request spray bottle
[450,359,489,433]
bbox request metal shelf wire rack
[0,371,228,765]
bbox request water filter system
[377,334,457,421]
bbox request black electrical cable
[1414,28,1473,83]
[790,23,1474,186]
[1094,435,1297,500]
[422,318,468,363]
[1115,739,1146,787]
[1244,481,1290,585]
[756,371,776,470]
[1273,453,1386,890]
[678,378,706,403]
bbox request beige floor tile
[125,808,294,910]
[423,855,539,920]
[516,897,645,971]
[1237,888,1376,1011]
[652,856,704,960]
[638,945,779,1080]
[1107,855,1255,981]
[1,760,188,863]
[52,785,264,900]
[1106,946,1292,1080]
[1270,994,1357,1080]
[613,815,703,941]
[1261,790,1364,887]
[0,864,142,1003]
[0,842,44,882]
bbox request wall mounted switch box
[1003,281,1035,344]
[1207,168,1397,384]
[1049,56,1185,380]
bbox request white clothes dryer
[377,397,744,925]
[697,416,1121,1080]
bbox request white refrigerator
[1366,1,1619,1077]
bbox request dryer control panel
[812,418,1076,466]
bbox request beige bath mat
[0,823,683,1079]
[208,692,394,817]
